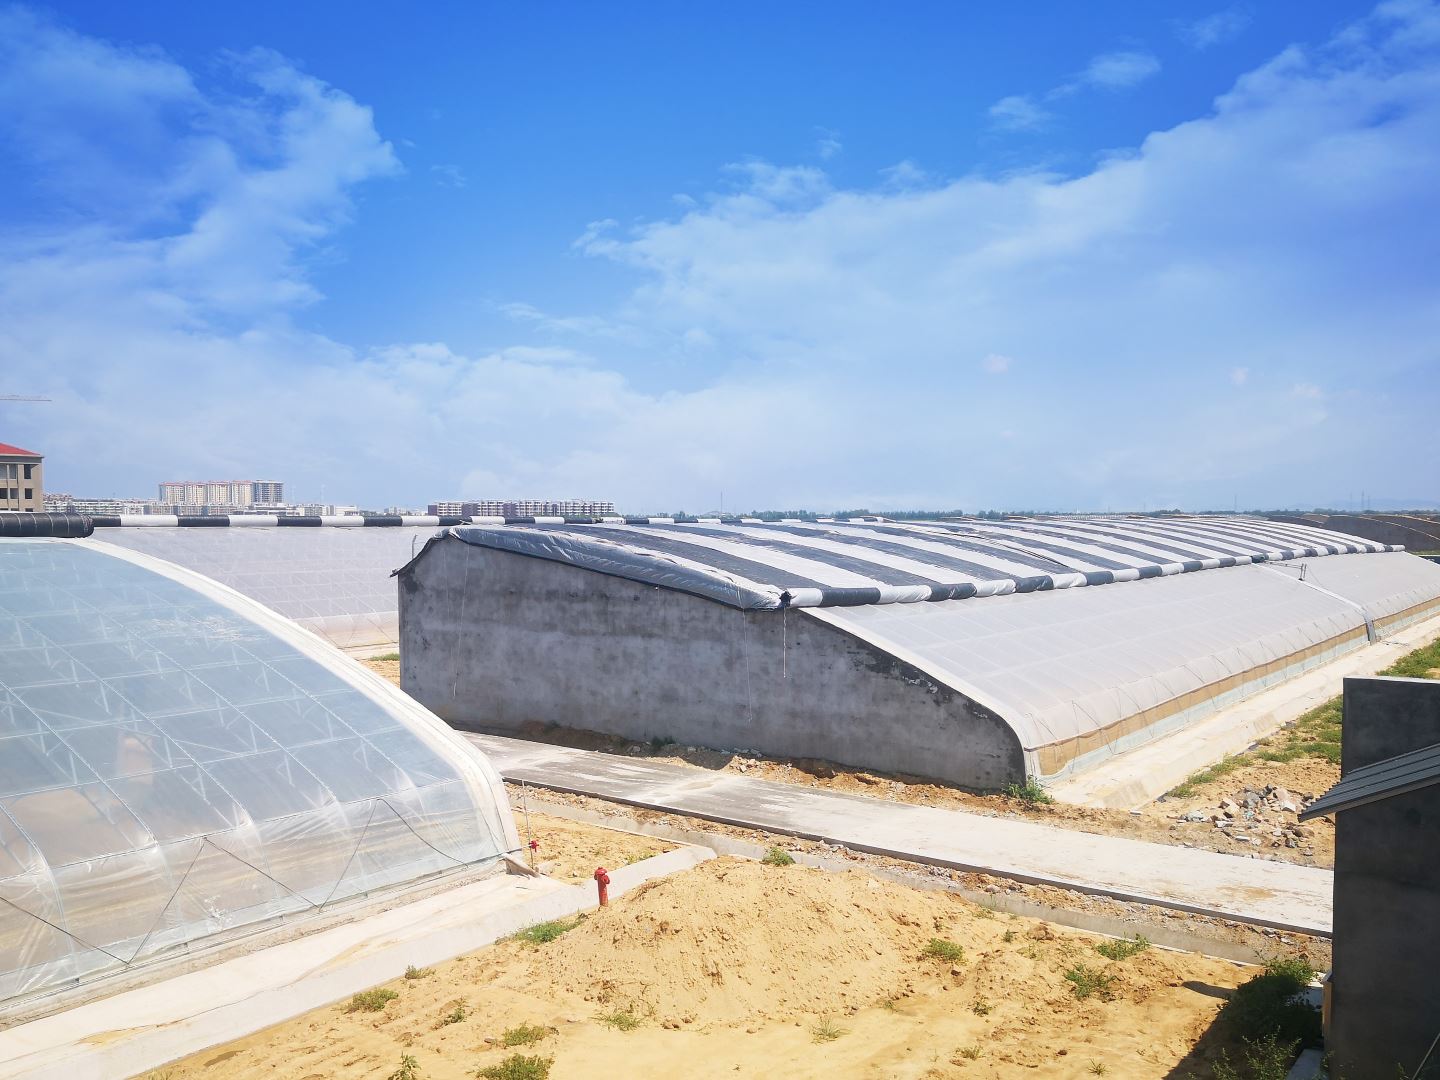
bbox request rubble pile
[1170,784,1319,858]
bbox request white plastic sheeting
[0,539,517,1005]
[816,554,1440,776]
[90,527,439,648]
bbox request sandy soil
[159,857,1265,1080]
[363,656,401,685]
[515,809,674,885]
[517,784,1330,969]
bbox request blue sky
[1,1,1437,512]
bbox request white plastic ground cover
[0,538,518,1005]
[90,527,440,648]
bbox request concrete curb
[0,848,712,1080]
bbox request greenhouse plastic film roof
[91,526,441,648]
[0,538,517,1005]
[440,516,1440,777]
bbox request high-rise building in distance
[426,498,617,517]
[159,479,284,509]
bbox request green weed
[923,938,965,964]
[386,1055,421,1080]
[404,964,433,980]
[1003,778,1054,805]
[346,988,399,1012]
[511,918,578,944]
[971,998,992,1016]
[476,1056,552,1080]
[1221,957,1319,1045]
[596,1009,642,1031]
[1212,1034,1300,1080]
[812,1018,847,1043]
[441,1000,468,1026]
[501,1023,550,1046]
[761,847,796,866]
[370,652,401,662]
[1095,935,1150,961]
[1063,964,1118,1001]
[956,1044,981,1060]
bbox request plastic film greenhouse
[398,515,1440,789]
[0,537,517,1004]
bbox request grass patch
[1063,963,1118,1001]
[595,1009,642,1031]
[923,938,965,964]
[501,1023,550,1047]
[476,1055,552,1080]
[1167,635,1440,798]
[1088,1063,1109,1077]
[956,1044,982,1060]
[370,652,401,662]
[1003,778,1054,805]
[812,1018,847,1043]
[1220,956,1320,1046]
[761,847,796,866]
[1095,935,1150,961]
[346,987,399,1012]
[971,998,992,1016]
[1001,929,1016,943]
[440,1000,468,1026]
[386,1055,421,1080]
[1380,634,1440,679]
[511,918,578,945]
[404,964,433,980]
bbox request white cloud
[430,163,466,188]
[814,128,842,159]
[987,94,1052,132]
[1080,50,1162,90]
[982,353,1013,374]
[1291,381,1323,398]
[1231,366,1250,385]
[1179,10,1252,50]
[4,3,1440,511]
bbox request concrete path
[0,850,713,1080]
[470,733,1334,937]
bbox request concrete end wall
[398,537,1024,790]
[1328,676,1440,1078]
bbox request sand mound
[521,857,976,1023]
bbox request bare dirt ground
[159,855,1267,1080]
[514,784,1330,970]
[363,655,401,685]
[515,809,674,885]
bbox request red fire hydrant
[594,866,611,907]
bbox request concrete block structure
[397,515,1440,789]
[1302,676,1440,1078]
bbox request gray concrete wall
[399,537,1024,790]
[1328,676,1440,1078]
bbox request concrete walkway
[470,733,1334,937]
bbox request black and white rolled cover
[450,518,1406,612]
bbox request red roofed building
[0,442,43,512]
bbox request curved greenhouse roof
[0,537,517,1005]
[414,515,1440,781]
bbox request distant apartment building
[426,498,617,518]
[159,479,284,513]
[0,442,43,513]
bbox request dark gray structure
[1302,677,1440,1078]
